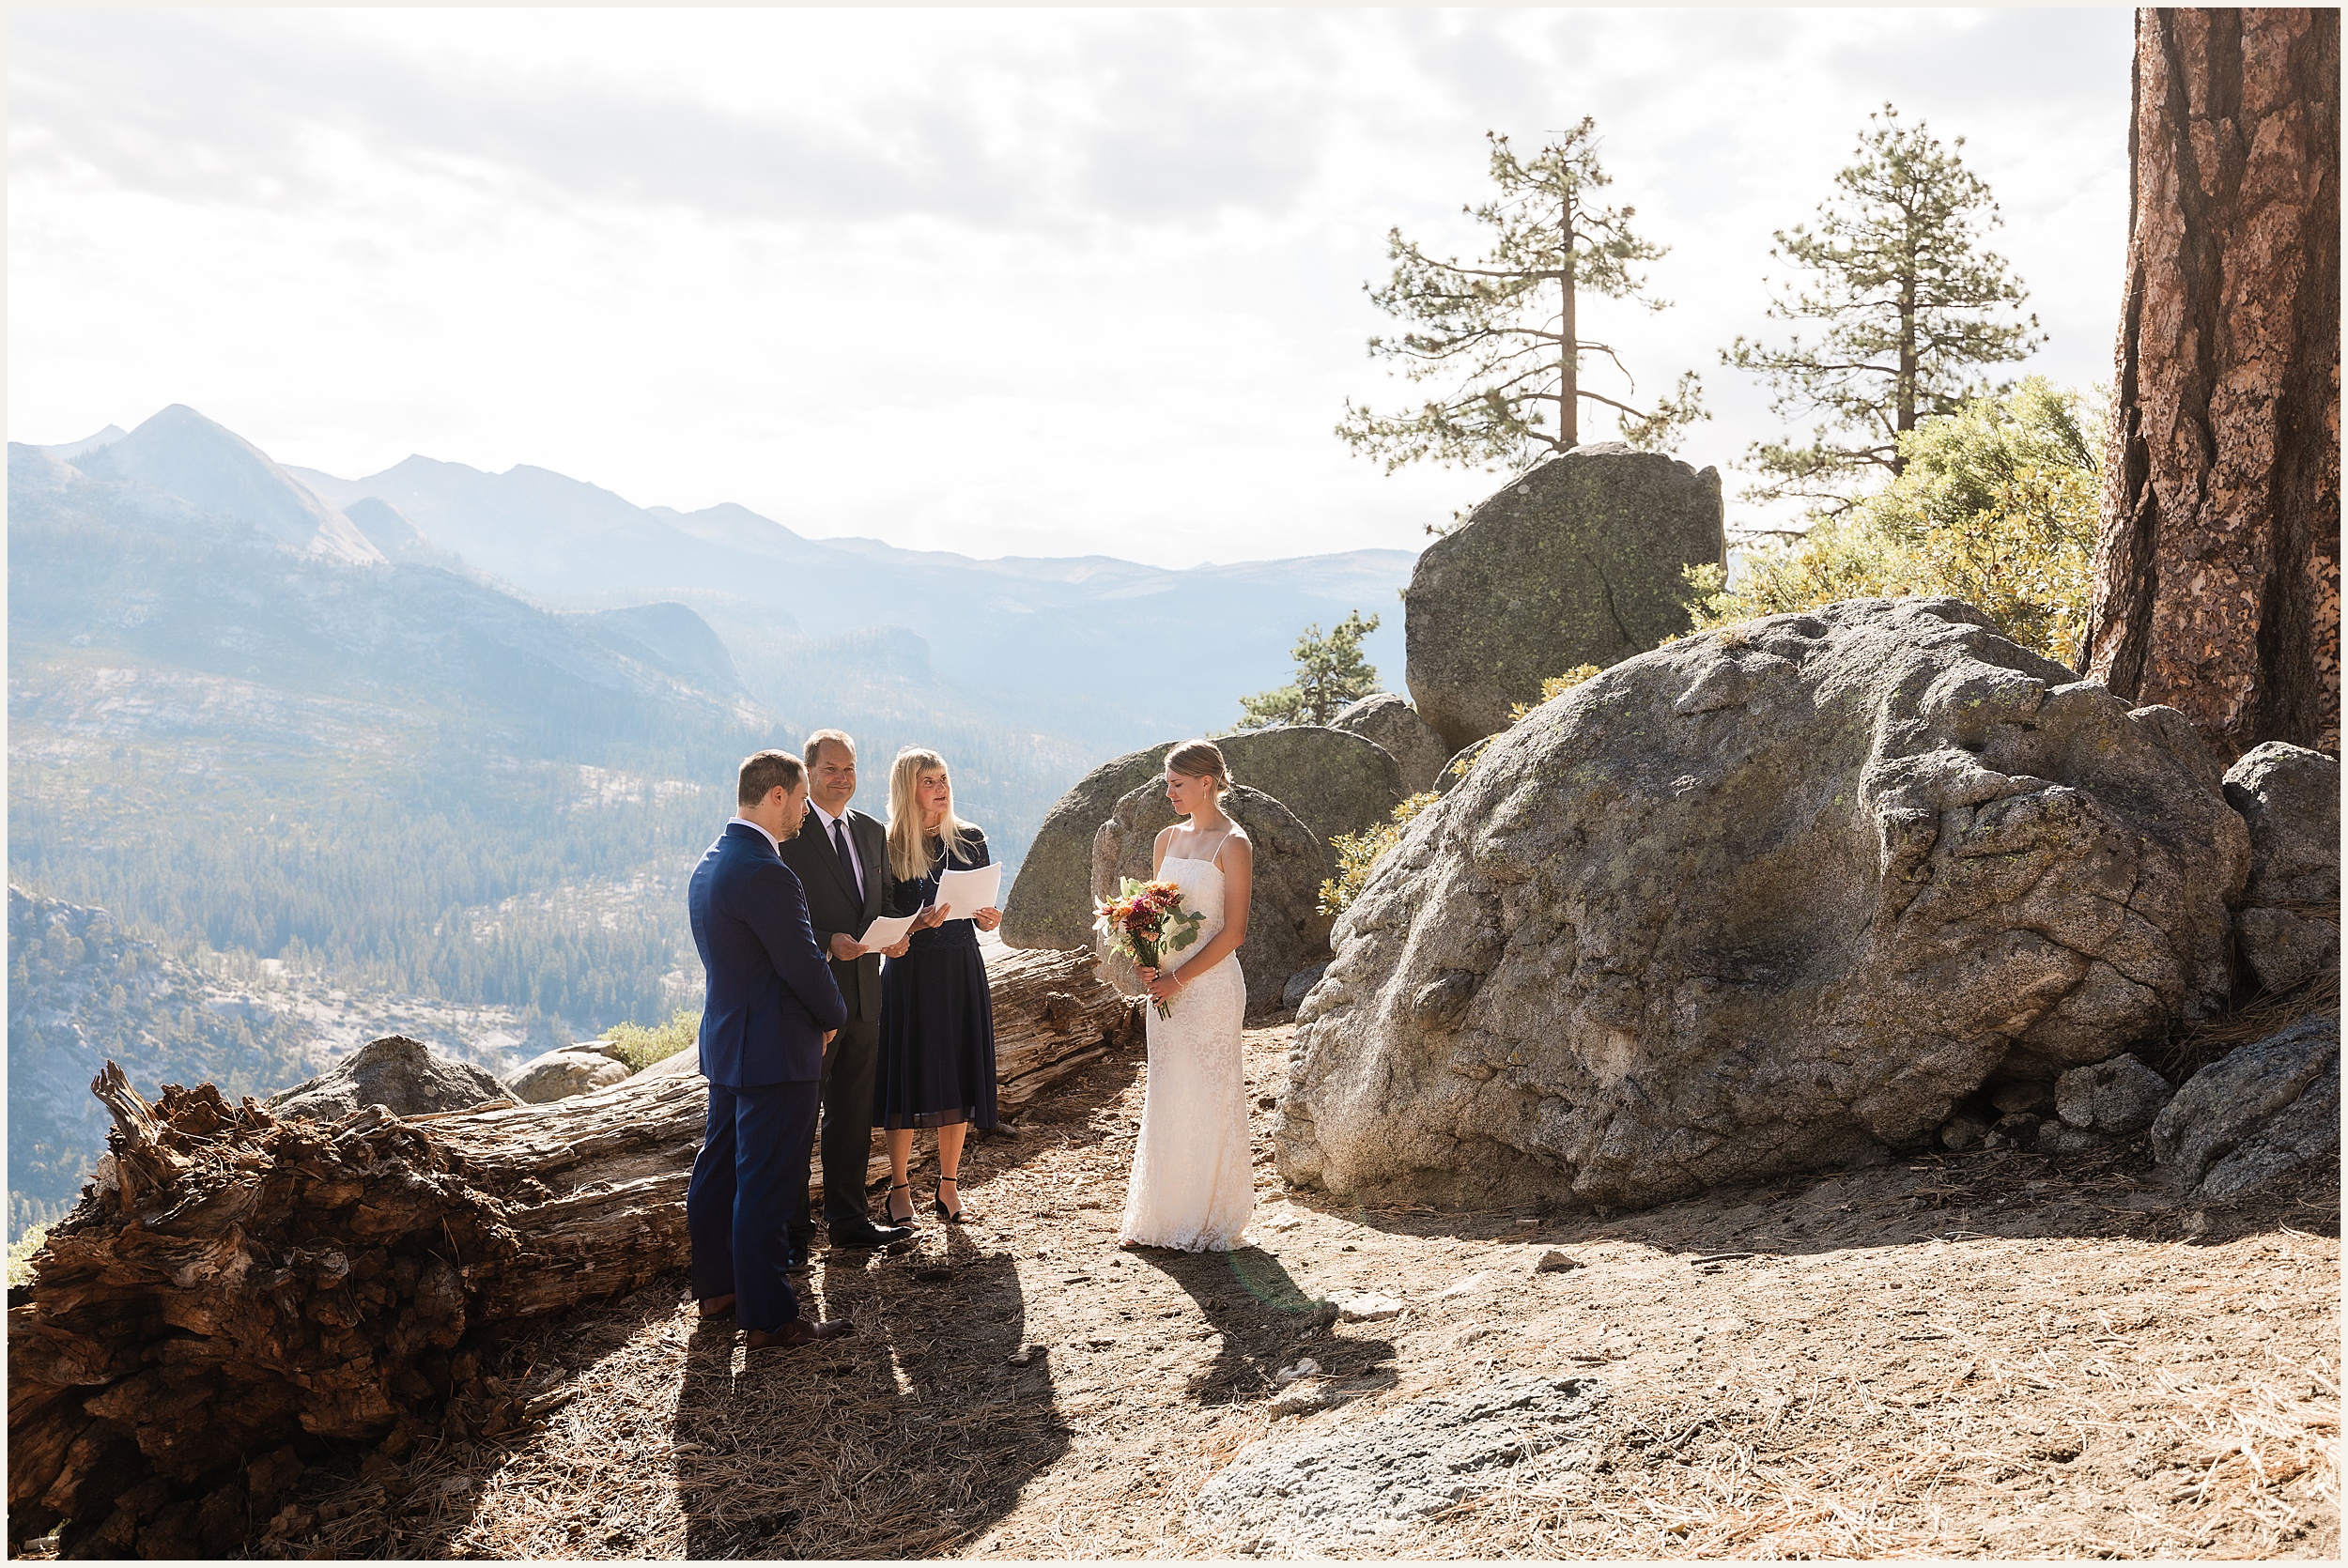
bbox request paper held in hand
[929,863,1003,921]
[855,913,921,952]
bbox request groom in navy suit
[684,748,855,1349]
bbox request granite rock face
[2153,1013,2340,1202]
[503,1047,631,1104]
[1404,444,1725,753]
[2055,1053,2171,1135]
[270,1035,506,1121]
[1276,597,2249,1211]
[1007,728,1405,953]
[1092,782,1334,1011]
[2222,743,2340,994]
[1331,692,1451,795]
[1002,746,1173,951]
[1188,1374,1602,1549]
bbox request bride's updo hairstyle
[1165,739,1233,801]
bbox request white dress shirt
[725,815,781,856]
[807,800,867,897]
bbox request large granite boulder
[2152,1013,2340,1202]
[1404,444,1725,754]
[2222,743,2340,994]
[503,1047,631,1104]
[1092,782,1334,1011]
[1331,693,1450,795]
[1275,597,2249,1211]
[270,1035,507,1121]
[1006,728,1405,952]
[1002,746,1173,951]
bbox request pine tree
[1724,104,2040,515]
[1237,611,1382,729]
[1338,121,1705,475]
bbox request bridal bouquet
[1094,878,1206,1017]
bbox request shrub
[8,1225,51,1288]
[604,1007,700,1073]
[1689,377,2099,667]
[1321,792,1441,916]
[1507,663,1604,725]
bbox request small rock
[1332,1291,1403,1323]
[503,1047,630,1105]
[1275,1359,1321,1384]
[2036,1123,2104,1156]
[2152,1013,2340,1202]
[1984,1112,2040,1150]
[1281,962,1332,1012]
[1939,1112,1991,1151]
[270,1035,506,1121]
[1429,1271,1488,1302]
[2055,1053,2171,1134]
[1268,1381,1335,1418]
[1192,1373,1603,1543]
[1533,1249,1579,1273]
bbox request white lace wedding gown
[1118,847,1254,1252]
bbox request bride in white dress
[1118,739,1256,1253]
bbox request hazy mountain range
[7,403,1420,1235]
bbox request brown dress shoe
[746,1316,855,1351]
[696,1294,736,1319]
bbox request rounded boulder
[1276,597,2248,1211]
[1007,727,1404,953]
[1404,443,1725,754]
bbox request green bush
[604,1007,700,1073]
[1321,792,1442,916]
[8,1224,51,1288]
[1690,377,2099,667]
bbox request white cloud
[8,8,2133,568]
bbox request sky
[10,7,2136,569]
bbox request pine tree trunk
[2081,7,2341,757]
[7,946,1136,1557]
[1560,192,1580,450]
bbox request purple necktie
[832,817,858,895]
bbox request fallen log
[6,945,1134,1557]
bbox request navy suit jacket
[689,822,848,1088]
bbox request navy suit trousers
[686,1080,820,1332]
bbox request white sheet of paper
[856,912,920,951]
[929,862,1003,922]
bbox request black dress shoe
[829,1218,913,1249]
[783,1244,812,1274]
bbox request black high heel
[884,1182,916,1225]
[935,1176,966,1223]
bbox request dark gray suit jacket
[780,807,888,1024]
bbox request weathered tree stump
[6,945,1134,1556]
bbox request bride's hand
[1143,968,1183,1003]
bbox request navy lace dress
[873,829,998,1131]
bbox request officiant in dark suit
[779,729,916,1262]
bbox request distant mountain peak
[36,424,129,463]
[76,406,385,566]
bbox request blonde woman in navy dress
[872,748,1002,1224]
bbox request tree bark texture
[2083,7,2340,758]
[7,945,1135,1557]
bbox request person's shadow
[1135,1244,1398,1407]
[673,1226,1068,1558]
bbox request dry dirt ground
[268,1022,2337,1560]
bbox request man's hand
[881,937,912,959]
[973,905,1002,932]
[827,932,865,962]
[822,1029,837,1048]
